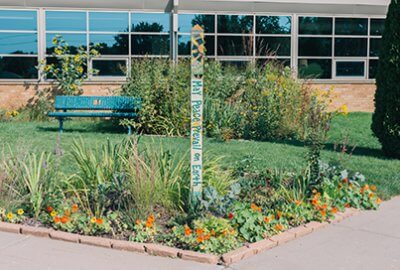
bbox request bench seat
[48,112,137,118]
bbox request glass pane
[335,38,367,57]
[178,35,215,56]
[336,61,364,77]
[256,37,291,56]
[90,34,128,55]
[217,15,254,33]
[370,38,382,57]
[217,36,253,56]
[46,11,86,31]
[369,59,379,79]
[0,56,38,79]
[92,60,126,76]
[256,16,291,34]
[0,10,37,31]
[46,34,87,54]
[131,34,170,55]
[298,59,332,79]
[370,19,385,36]
[299,37,332,56]
[89,12,129,32]
[0,33,37,54]
[299,17,332,35]
[131,13,170,33]
[178,14,215,33]
[335,18,368,35]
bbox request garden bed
[0,207,359,265]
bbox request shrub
[119,59,333,142]
[372,0,400,158]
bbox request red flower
[60,216,69,224]
[228,213,234,220]
[46,206,53,213]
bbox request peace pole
[190,25,205,203]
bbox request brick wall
[0,82,376,112]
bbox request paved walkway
[1,197,399,270]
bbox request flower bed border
[0,208,359,265]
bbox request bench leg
[58,118,64,134]
[127,125,132,135]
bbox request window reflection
[369,60,379,79]
[90,34,128,55]
[0,33,37,54]
[131,35,170,55]
[370,19,385,36]
[256,16,291,34]
[92,60,126,76]
[369,38,381,57]
[218,36,253,56]
[178,14,215,33]
[0,10,37,31]
[335,38,367,57]
[131,13,170,33]
[299,37,332,56]
[46,11,86,32]
[0,56,38,79]
[217,15,253,33]
[335,18,368,35]
[89,12,129,32]
[336,61,365,77]
[298,59,332,79]
[299,17,332,35]
[256,37,291,56]
[46,33,87,54]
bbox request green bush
[120,59,330,141]
[372,0,400,158]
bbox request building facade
[0,0,390,110]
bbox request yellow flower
[77,66,84,74]
[6,212,13,220]
[74,54,80,62]
[50,210,57,217]
[339,105,349,116]
[17,209,24,216]
[54,48,62,55]
[90,217,97,223]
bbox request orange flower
[147,214,155,223]
[276,211,282,219]
[275,224,283,231]
[376,198,382,205]
[264,216,270,223]
[145,220,153,228]
[369,193,374,198]
[53,216,61,223]
[295,200,301,207]
[64,209,71,217]
[210,229,216,236]
[204,234,211,240]
[184,226,192,236]
[96,218,103,225]
[71,204,78,213]
[196,228,204,235]
[342,178,349,184]
[344,203,350,208]
[46,206,53,213]
[370,185,377,192]
[321,204,328,210]
[135,219,141,225]
[331,207,338,214]
[364,184,369,190]
[311,199,318,206]
[197,235,204,243]
[61,216,69,224]
[320,210,327,217]
[250,203,261,212]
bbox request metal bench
[48,95,141,134]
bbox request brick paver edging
[0,208,359,265]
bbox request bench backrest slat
[54,96,141,111]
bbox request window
[256,37,290,56]
[92,59,126,77]
[335,18,368,35]
[46,11,86,31]
[90,34,128,55]
[298,59,332,79]
[299,17,332,35]
[46,33,86,54]
[131,35,169,55]
[335,61,365,77]
[256,16,291,34]
[217,36,253,56]
[217,15,253,33]
[369,60,379,79]
[89,12,128,32]
[178,35,215,56]
[131,13,170,33]
[0,10,38,79]
[297,16,383,80]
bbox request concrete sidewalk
[1,197,399,270]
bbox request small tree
[372,0,400,158]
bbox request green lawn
[0,113,399,199]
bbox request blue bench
[48,96,141,134]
